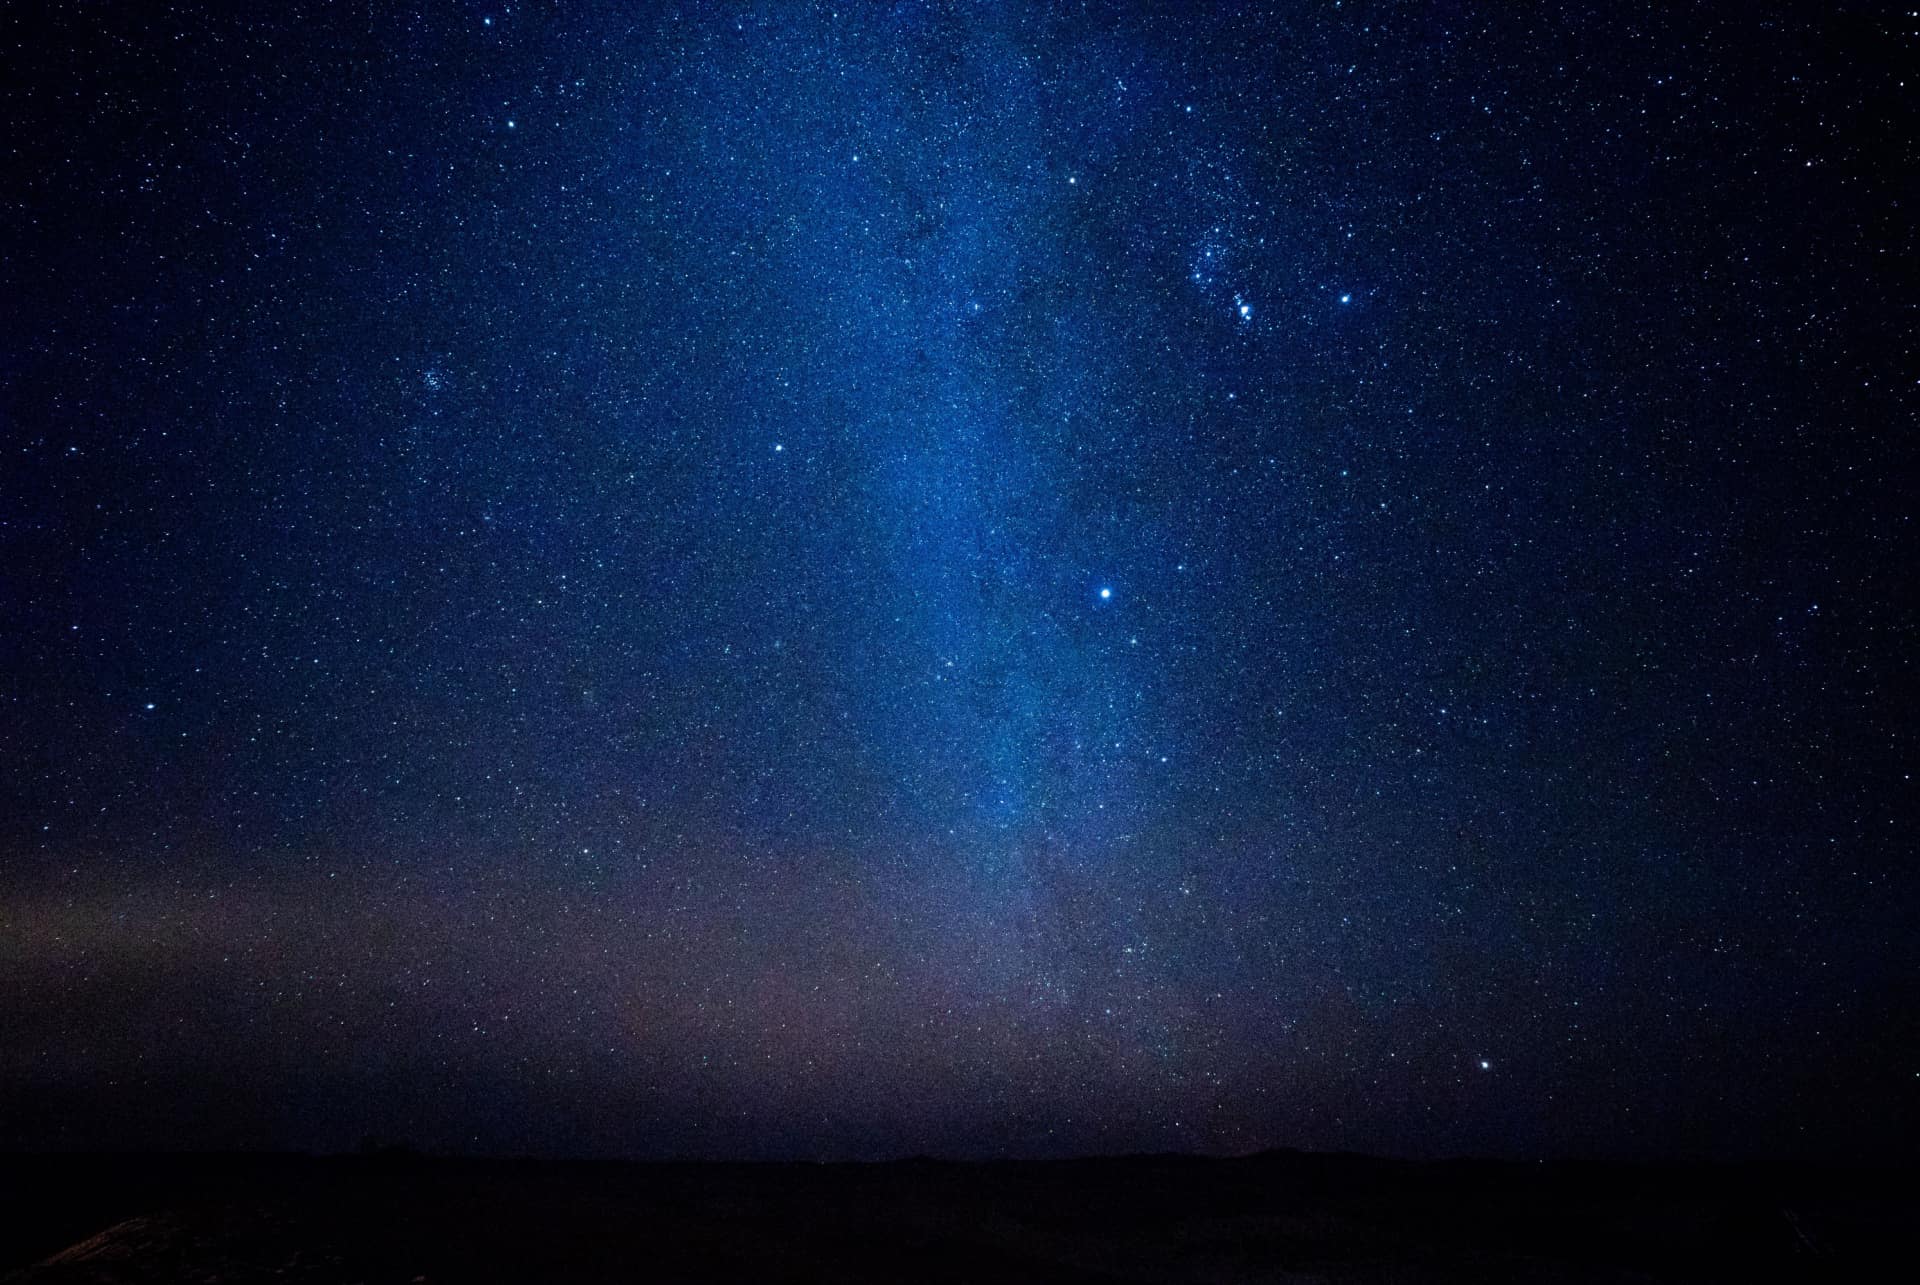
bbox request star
[1099,587,1112,600]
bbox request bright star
[1339,293,1352,304]
[1099,587,1112,600]
[1479,1059,1491,1071]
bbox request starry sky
[2,1,1914,1162]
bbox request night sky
[2,1,1913,1163]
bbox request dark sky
[2,1,1913,1162]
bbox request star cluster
[0,1,1912,1161]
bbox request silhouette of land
[0,1149,1907,1282]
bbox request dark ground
[0,1150,1906,1283]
